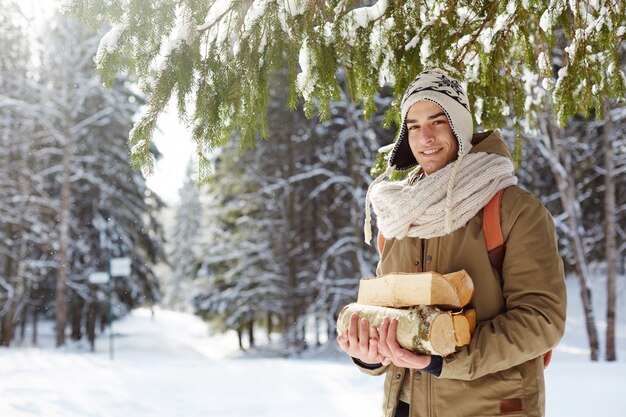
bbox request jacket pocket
[434,367,525,417]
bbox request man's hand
[378,318,432,369]
[336,313,385,366]
[337,314,432,369]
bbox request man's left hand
[377,317,432,369]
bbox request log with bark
[357,269,474,309]
[336,303,477,356]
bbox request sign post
[108,257,132,360]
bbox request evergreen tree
[508,100,626,361]
[0,9,164,347]
[0,0,58,346]
[64,0,626,182]
[191,73,391,352]
[192,141,274,350]
[167,163,203,311]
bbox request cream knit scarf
[364,153,518,244]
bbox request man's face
[406,100,458,175]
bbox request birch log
[336,303,476,356]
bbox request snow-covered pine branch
[64,0,626,183]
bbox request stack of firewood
[336,270,476,357]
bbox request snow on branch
[197,0,235,31]
[95,22,128,68]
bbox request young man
[337,70,566,417]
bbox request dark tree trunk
[247,317,255,348]
[237,324,244,351]
[71,295,84,341]
[19,305,27,343]
[32,307,39,345]
[285,134,302,351]
[56,130,72,347]
[315,314,321,347]
[602,101,617,361]
[86,296,97,351]
[0,304,15,346]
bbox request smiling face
[406,100,459,175]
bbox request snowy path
[0,309,383,417]
[1,285,625,417]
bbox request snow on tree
[63,0,626,182]
[188,72,391,352]
[0,1,59,346]
[502,76,626,361]
[166,162,204,311]
[191,140,277,350]
[0,8,164,347]
[303,75,393,341]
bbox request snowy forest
[0,0,624,367]
[168,82,626,361]
[0,3,164,349]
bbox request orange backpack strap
[483,189,506,276]
[377,231,385,256]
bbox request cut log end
[428,313,456,356]
[442,269,474,307]
[452,308,476,347]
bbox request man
[337,70,566,417]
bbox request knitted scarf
[364,152,518,243]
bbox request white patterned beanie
[388,69,474,170]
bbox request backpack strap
[482,188,553,368]
[483,189,506,276]
[377,231,386,256]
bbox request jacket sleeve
[352,358,390,376]
[440,191,567,380]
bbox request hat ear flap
[388,122,418,171]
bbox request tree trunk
[315,314,321,347]
[1,254,16,346]
[87,295,97,351]
[602,101,617,361]
[32,307,39,346]
[247,316,255,348]
[237,324,244,351]
[266,312,272,342]
[0,303,15,346]
[300,321,307,351]
[328,310,336,341]
[71,295,84,341]
[541,117,600,361]
[56,128,72,347]
[19,305,27,343]
[285,134,302,351]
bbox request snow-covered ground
[0,277,624,417]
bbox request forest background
[0,0,625,365]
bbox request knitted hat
[388,69,473,170]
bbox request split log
[357,269,474,309]
[452,309,476,346]
[336,303,477,356]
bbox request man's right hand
[336,313,388,366]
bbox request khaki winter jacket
[357,130,566,417]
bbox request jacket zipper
[422,238,434,417]
[409,369,415,417]
[420,239,425,272]
[427,373,433,417]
